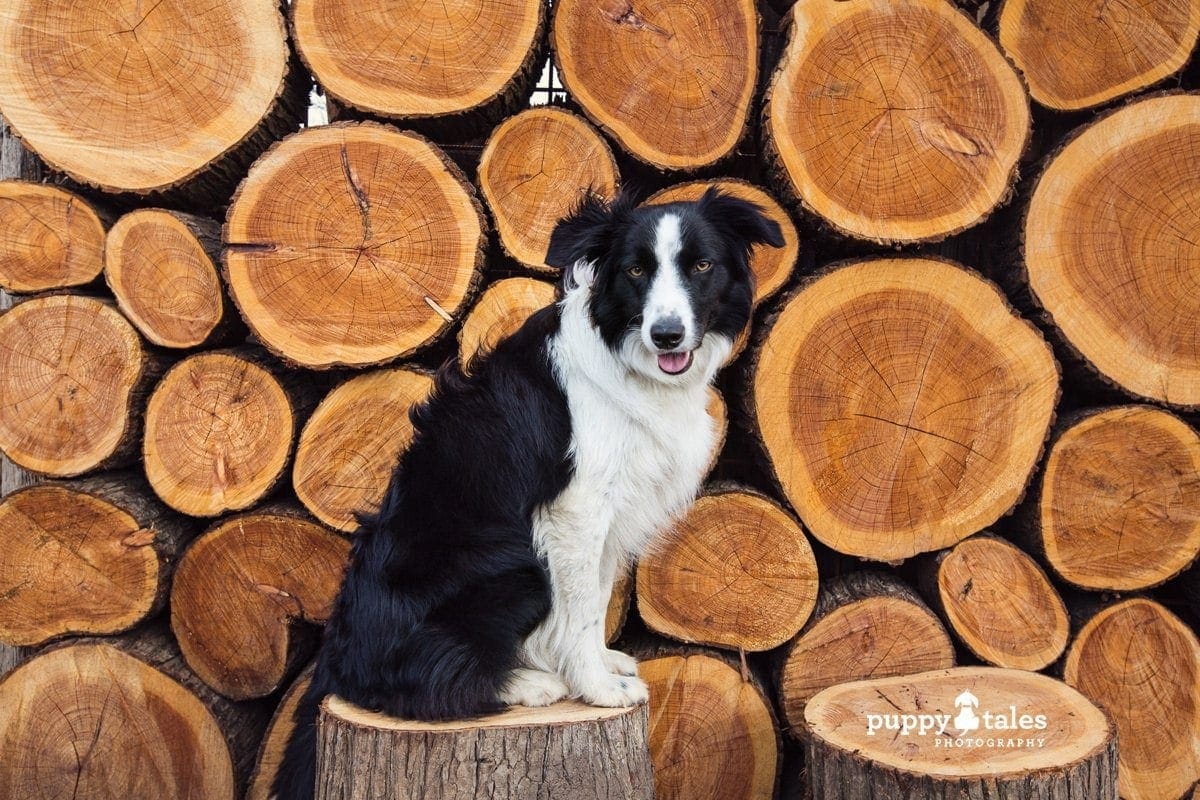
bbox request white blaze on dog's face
[642,212,698,375]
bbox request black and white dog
[273,187,783,799]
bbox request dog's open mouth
[657,351,694,375]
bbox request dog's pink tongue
[658,352,691,374]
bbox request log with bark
[0,181,106,294]
[752,258,1059,561]
[764,0,1029,243]
[248,662,315,800]
[458,277,556,373]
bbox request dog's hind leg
[499,668,569,707]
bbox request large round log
[224,122,486,369]
[764,0,1029,243]
[458,278,556,373]
[753,258,1059,561]
[1026,93,1200,407]
[552,0,759,170]
[0,181,105,293]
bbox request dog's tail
[269,672,327,800]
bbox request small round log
[804,667,1117,799]
[247,662,315,800]
[764,0,1029,243]
[171,505,350,700]
[479,108,619,272]
[706,388,728,472]
[605,568,632,644]
[316,697,653,800]
[0,181,105,293]
[637,486,818,652]
[293,367,435,532]
[458,277,556,373]
[224,122,486,369]
[552,0,759,170]
[752,258,1059,561]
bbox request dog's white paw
[499,668,569,708]
[603,647,638,677]
[577,673,649,707]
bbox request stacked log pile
[2,0,1200,797]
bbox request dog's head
[546,187,784,383]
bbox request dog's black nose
[650,317,685,349]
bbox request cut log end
[247,664,314,800]
[458,278,556,373]
[0,182,104,293]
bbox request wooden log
[143,348,315,517]
[224,122,486,369]
[605,568,632,644]
[764,0,1029,244]
[0,0,305,204]
[293,367,435,532]
[171,505,350,700]
[552,0,759,170]
[1064,598,1200,800]
[315,697,653,800]
[1025,93,1200,407]
[290,0,545,138]
[804,667,1117,799]
[636,485,818,652]
[458,277,556,373]
[918,533,1069,671]
[105,209,238,349]
[777,571,955,737]
[248,662,315,800]
[0,294,162,477]
[1033,406,1200,591]
[479,108,619,272]
[646,180,799,307]
[752,258,1059,561]
[0,181,106,294]
[999,0,1200,110]
[0,473,193,647]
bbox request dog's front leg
[599,542,638,677]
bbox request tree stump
[777,571,955,737]
[315,697,654,800]
[764,0,1029,243]
[479,108,619,272]
[1034,406,1200,590]
[0,294,160,477]
[1026,94,1200,407]
[999,0,1200,110]
[171,505,350,700]
[804,667,1117,799]
[105,209,236,349]
[552,0,759,170]
[1065,598,1200,800]
[293,367,435,532]
[753,258,1059,561]
[0,474,193,647]
[290,0,545,137]
[224,122,486,369]
[637,486,818,651]
[0,181,106,293]
[0,0,304,203]
[458,278,556,373]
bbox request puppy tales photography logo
[865,688,1050,749]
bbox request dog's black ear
[697,186,786,253]
[545,192,631,268]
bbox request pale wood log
[0,181,106,294]
[458,277,556,373]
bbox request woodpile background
[2,0,1200,798]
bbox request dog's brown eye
[627,265,645,277]
[694,260,712,273]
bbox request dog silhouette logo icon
[953,690,981,733]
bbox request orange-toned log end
[0,0,299,197]
[927,534,1068,671]
[637,487,817,651]
[458,277,556,372]
[777,571,955,737]
[1000,0,1200,110]
[0,182,104,293]
[171,507,350,700]
[641,653,779,800]
[754,258,1058,561]
[1027,94,1200,407]
[294,368,435,532]
[0,294,150,477]
[0,644,237,800]
[144,351,298,517]
[765,0,1029,244]
[1065,599,1200,800]
[605,569,632,644]
[645,180,798,306]
[804,667,1117,799]
[480,108,619,272]
[1039,406,1200,590]
[247,663,314,800]
[291,0,544,126]
[225,123,486,369]
[552,0,758,170]
[105,209,228,348]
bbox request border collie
[273,187,783,799]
